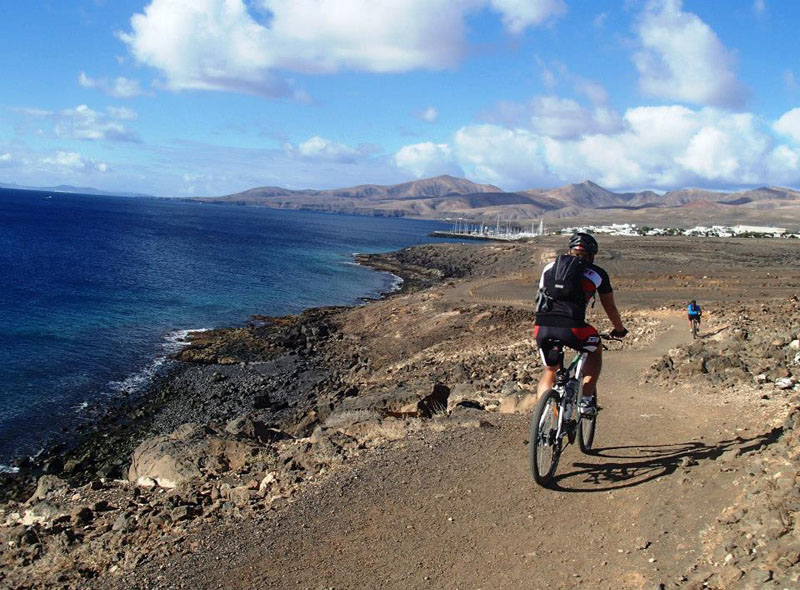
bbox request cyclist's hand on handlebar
[609,328,628,339]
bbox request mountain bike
[690,316,700,339]
[529,333,620,487]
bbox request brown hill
[719,186,800,206]
[192,175,800,229]
[659,188,725,207]
[523,180,631,208]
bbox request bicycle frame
[553,351,588,441]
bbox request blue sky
[1,0,799,196]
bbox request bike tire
[578,410,596,453]
[529,389,562,487]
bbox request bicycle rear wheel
[578,409,596,453]
[529,389,562,486]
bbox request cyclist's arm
[599,291,625,333]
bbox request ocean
[0,188,453,465]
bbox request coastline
[0,249,431,504]
[3,236,798,590]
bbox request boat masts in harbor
[433,217,546,241]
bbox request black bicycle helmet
[568,232,598,255]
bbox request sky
[1,0,799,197]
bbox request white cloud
[488,0,566,33]
[453,125,555,188]
[106,106,138,120]
[676,113,768,183]
[784,70,798,91]
[416,106,439,124]
[774,108,800,142]
[528,96,622,139]
[753,0,766,17]
[78,71,145,98]
[119,0,566,98]
[632,0,747,108]
[55,105,140,142]
[533,58,609,105]
[574,80,608,105]
[284,136,376,163]
[570,108,776,188]
[14,104,140,142]
[1,147,110,177]
[394,142,461,178]
[398,105,800,191]
[766,145,800,185]
[482,92,622,139]
[41,151,110,173]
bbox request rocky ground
[1,236,799,589]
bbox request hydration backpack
[536,254,590,318]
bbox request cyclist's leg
[535,326,564,396]
[582,348,602,396]
[570,325,601,397]
[538,365,559,396]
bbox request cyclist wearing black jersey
[534,233,627,415]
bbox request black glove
[610,328,628,339]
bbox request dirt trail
[116,314,768,590]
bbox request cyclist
[534,232,627,416]
[687,299,702,332]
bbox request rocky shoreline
[0,241,528,497]
[0,248,439,504]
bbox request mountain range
[194,175,800,230]
[0,181,154,198]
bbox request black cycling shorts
[534,324,600,367]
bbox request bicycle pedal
[566,420,577,444]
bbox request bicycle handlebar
[600,329,627,341]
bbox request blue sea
[0,188,453,465]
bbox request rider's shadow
[547,427,782,492]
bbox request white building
[730,225,786,236]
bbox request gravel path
[100,316,769,590]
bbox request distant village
[433,220,799,241]
[558,223,798,239]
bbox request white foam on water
[106,356,167,397]
[386,273,404,292]
[163,327,210,353]
[104,327,210,397]
[0,464,20,474]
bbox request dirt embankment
[1,236,799,589]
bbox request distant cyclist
[534,232,627,417]
[687,300,702,332]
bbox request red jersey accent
[571,325,599,340]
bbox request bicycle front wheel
[529,389,562,486]
[578,409,596,453]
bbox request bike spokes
[530,390,563,486]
